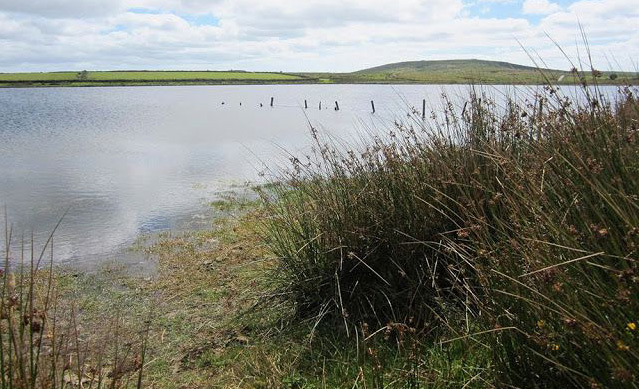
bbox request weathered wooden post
[335,101,340,111]
[319,101,322,110]
[422,99,426,119]
[371,100,375,114]
[270,97,274,107]
[304,100,308,109]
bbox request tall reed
[1,216,148,388]
[261,79,639,386]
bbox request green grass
[0,70,308,87]
[0,71,302,81]
[90,71,301,81]
[0,72,80,81]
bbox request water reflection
[0,84,619,266]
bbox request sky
[0,0,637,72]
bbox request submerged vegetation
[3,65,639,387]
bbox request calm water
[0,84,618,267]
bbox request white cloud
[0,0,636,72]
[0,0,125,18]
[523,0,561,15]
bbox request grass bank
[1,197,278,388]
[2,193,495,387]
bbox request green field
[1,60,636,87]
[0,70,308,86]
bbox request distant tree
[77,70,89,81]
[609,73,618,80]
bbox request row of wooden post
[267,97,427,118]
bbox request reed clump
[261,80,639,386]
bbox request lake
[0,84,618,268]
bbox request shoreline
[1,195,271,387]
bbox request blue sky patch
[465,1,523,19]
[463,0,576,24]
[127,7,219,26]
[127,7,163,15]
[176,12,220,26]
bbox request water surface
[0,84,617,267]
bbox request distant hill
[296,59,590,84]
[339,59,573,84]
[355,59,552,74]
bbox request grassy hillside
[357,58,544,73]
[306,59,636,84]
